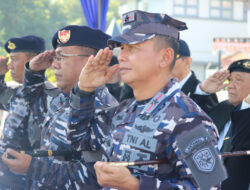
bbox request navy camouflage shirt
[67,79,222,190]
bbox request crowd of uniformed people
[0,9,249,190]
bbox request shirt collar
[178,71,192,89]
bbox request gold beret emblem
[243,61,250,69]
[8,41,16,50]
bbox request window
[173,0,199,17]
[210,0,233,19]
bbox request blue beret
[177,39,190,58]
[228,59,250,73]
[108,10,187,48]
[52,25,111,50]
[4,35,46,54]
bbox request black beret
[177,39,190,58]
[52,25,111,50]
[228,59,250,73]
[4,35,46,53]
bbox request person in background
[201,59,250,190]
[171,39,220,114]
[0,35,46,190]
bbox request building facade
[119,0,250,80]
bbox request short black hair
[153,35,179,70]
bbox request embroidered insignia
[243,61,250,69]
[122,12,135,24]
[192,147,215,172]
[135,125,154,133]
[8,41,16,50]
[184,136,208,154]
[58,30,71,43]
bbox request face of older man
[52,46,92,94]
[228,71,250,106]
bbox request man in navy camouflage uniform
[66,10,227,189]
[2,26,118,189]
[0,35,46,190]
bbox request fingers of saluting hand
[0,56,9,65]
[92,47,113,66]
[215,70,230,82]
[30,49,55,71]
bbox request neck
[131,76,171,101]
[179,70,190,82]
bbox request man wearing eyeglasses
[2,25,118,189]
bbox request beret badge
[58,30,71,43]
[8,41,16,50]
[243,61,250,69]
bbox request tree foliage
[0,0,120,83]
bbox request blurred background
[0,0,249,129]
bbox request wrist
[120,176,139,190]
[78,82,95,92]
[29,62,39,71]
[200,83,209,94]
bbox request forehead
[231,71,250,79]
[55,45,88,53]
[10,52,27,58]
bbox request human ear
[159,48,174,68]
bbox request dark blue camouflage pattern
[67,79,222,189]
[108,10,187,48]
[20,63,118,189]
[0,74,43,190]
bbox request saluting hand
[94,161,139,190]
[29,50,55,71]
[200,70,230,94]
[0,56,9,75]
[78,47,119,92]
[2,148,32,174]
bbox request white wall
[179,18,248,63]
[191,64,206,81]
[118,0,249,80]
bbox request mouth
[228,92,236,96]
[119,67,131,74]
[54,73,62,79]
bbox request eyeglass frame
[53,53,92,62]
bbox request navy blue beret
[4,35,46,54]
[177,39,190,58]
[228,59,250,73]
[52,25,111,50]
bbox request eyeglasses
[53,53,91,62]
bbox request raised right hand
[0,56,9,75]
[78,47,119,92]
[29,50,55,71]
[200,70,230,94]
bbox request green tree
[0,0,120,83]
[0,0,86,82]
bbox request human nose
[52,58,61,70]
[118,49,128,63]
[228,80,235,90]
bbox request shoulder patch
[177,125,227,190]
